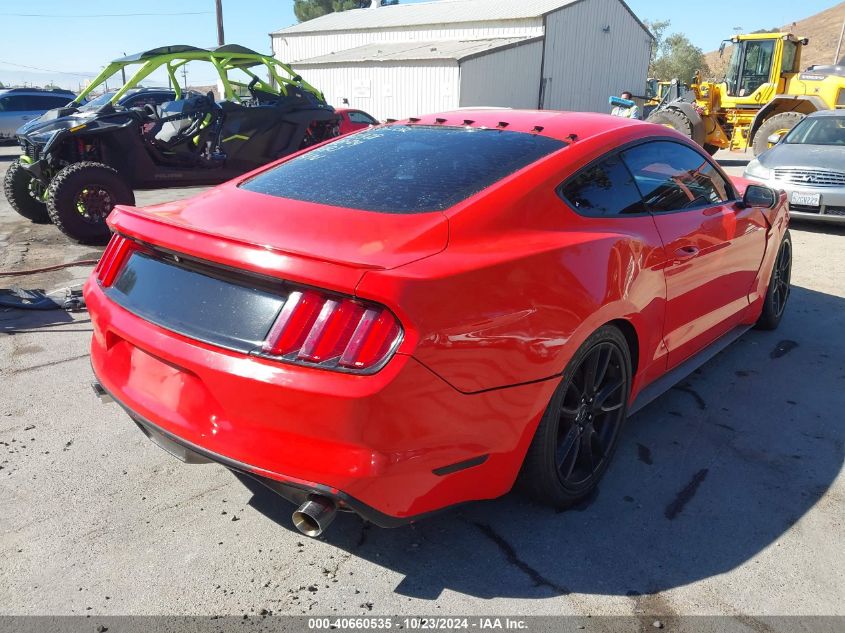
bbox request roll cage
[73,44,325,107]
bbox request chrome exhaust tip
[91,381,113,404]
[292,495,337,537]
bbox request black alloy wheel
[519,325,632,508]
[555,341,628,487]
[756,231,792,331]
[769,238,791,319]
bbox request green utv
[4,45,339,243]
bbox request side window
[741,39,775,95]
[621,141,732,213]
[781,41,797,74]
[559,154,647,217]
[32,95,72,109]
[125,93,172,108]
[0,96,29,112]
[153,93,176,105]
[348,111,377,125]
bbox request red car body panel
[84,110,789,524]
[336,108,379,135]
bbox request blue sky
[0,0,839,89]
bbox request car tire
[752,112,805,156]
[46,162,134,244]
[703,143,720,156]
[755,231,792,331]
[4,160,50,223]
[518,325,632,508]
[647,108,693,138]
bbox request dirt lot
[0,144,843,619]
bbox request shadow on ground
[0,307,83,333]
[237,285,844,601]
[789,219,845,237]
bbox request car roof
[0,88,75,96]
[394,109,649,143]
[806,110,845,118]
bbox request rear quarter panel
[356,128,671,397]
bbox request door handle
[674,246,700,262]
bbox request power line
[0,59,96,77]
[0,11,213,18]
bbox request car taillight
[95,234,135,287]
[262,289,402,373]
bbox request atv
[4,45,339,243]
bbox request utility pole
[835,17,845,65]
[181,65,188,91]
[215,0,225,46]
[121,52,127,85]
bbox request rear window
[240,125,566,214]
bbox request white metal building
[270,0,653,121]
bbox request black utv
[4,45,340,243]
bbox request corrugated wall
[273,20,544,63]
[292,61,460,121]
[459,41,545,109]
[541,0,651,113]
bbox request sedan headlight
[745,159,772,180]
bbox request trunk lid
[115,182,449,271]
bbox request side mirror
[742,184,778,209]
[767,132,784,145]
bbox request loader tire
[647,108,694,139]
[752,112,805,156]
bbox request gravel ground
[0,144,843,619]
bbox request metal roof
[273,0,583,34]
[115,45,207,62]
[294,37,542,65]
[114,44,267,64]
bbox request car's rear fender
[355,164,670,396]
[84,275,558,518]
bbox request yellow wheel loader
[647,32,845,155]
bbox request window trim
[556,137,739,218]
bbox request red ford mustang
[84,110,791,537]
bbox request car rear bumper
[744,174,845,224]
[92,378,437,527]
[84,277,555,523]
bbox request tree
[644,19,670,76]
[294,0,398,22]
[294,0,332,22]
[644,19,710,83]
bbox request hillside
[703,2,845,79]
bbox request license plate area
[791,191,821,207]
